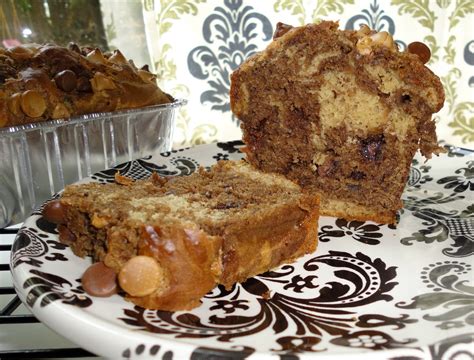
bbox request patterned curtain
[139,0,473,148]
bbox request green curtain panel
[105,0,473,148]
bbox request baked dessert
[0,43,172,128]
[230,21,445,223]
[43,160,320,310]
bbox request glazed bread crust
[230,21,445,223]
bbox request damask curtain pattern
[141,0,473,148]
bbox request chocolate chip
[273,22,293,40]
[350,170,366,180]
[82,262,118,297]
[407,41,431,64]
[140,64,150,72]
[360,135,384,161]
[54,70,77,92]
[42,200,67,224]
[77,77,92,92]
[401,94,411,103]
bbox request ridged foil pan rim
[0,98,187,136]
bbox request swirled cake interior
[230,21,445,223]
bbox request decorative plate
[10,141,474,359]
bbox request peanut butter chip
[82,262,118,297]
[91,213,108,228]
[20,90,46,118]
[7,93,22,117]
[407,41,431,64]
[119,256,161,297]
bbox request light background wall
[102,0,474,149]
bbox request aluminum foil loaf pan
[0,99,185,228]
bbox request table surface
[0,225,98,359]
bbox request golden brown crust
[230,21,445,224]
[0,44,172,128]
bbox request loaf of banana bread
[0,43,172,128]
[43,160,320,310]
[230,21,445,223]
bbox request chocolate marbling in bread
[230,21,445,223]
[44,160,320,310]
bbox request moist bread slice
[230,21,445,223]
[46,160,319,310]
